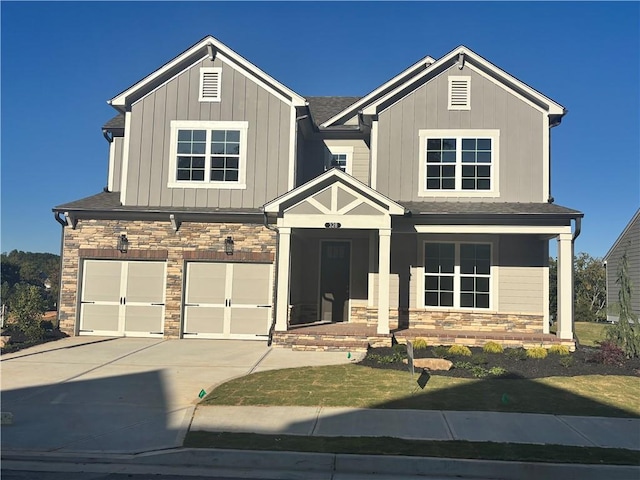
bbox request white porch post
[377,228,391,334]
[556,232,574,340]
[275,227,291,332]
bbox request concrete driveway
[1,337,355,454]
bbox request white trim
[363,46,564,116]
[448,76,471,111]
[370,119,378,189]
[288,105,296,190]
[542,115,550,202]
[199,67,222,102]
[415,225,572,235]
[120,111,132,205]
[556,233,573,340]
[368,231,377,308]
[318,240,353,323]
[325,145,354,176]
[377,228,391,334]
[417,129,500,198]
[275,227,292,331]
[110,36,305,108]
[107,139,116,193]
[543,259,550,334]
[603,209,640,261]
[277,213,391,230]
[167,120,248,190]
[320,55,436,128]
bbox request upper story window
[199,67,222,102]
[418,129,499,197]
[448,76,470,110]
[324,145,353,175]
[168,120,248,189]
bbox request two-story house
[53,36,582,350]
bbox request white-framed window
[423,241,492,309]
[199,67,222,102]
[325,146,353,175]
[418,129,499,197]
[168,120,248,189]
[448,76,471,110]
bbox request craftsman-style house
[54,36,582,350]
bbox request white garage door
[79,260,166,337]
[183,262,273,339]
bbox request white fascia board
[320,55,436,127]
[363,46,565,116]
[264,168,405,215]
[109,35,306,108]
[414,224,572,235]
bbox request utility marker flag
[199,389,206,399]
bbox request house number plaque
[324,222,341,229]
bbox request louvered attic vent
[448,76,470,110]
[199,67,222,102]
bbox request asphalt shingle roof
[401,201,582,216]
[103,114,125,130]
[305,96,362,126]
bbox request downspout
[53,212,67,330]
[263,211,279,346]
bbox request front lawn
[575,321,610,347]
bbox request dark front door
[319,241,350,322]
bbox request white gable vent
[448,76,470,110]
[199,67,222,102]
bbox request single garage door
[183,261,273,339]
[79,260,166,337]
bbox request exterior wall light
[117,234,129,253]
[225,236,234,255]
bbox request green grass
[202,364,640,418]
[575,321,610,347]
[184,432,640,466]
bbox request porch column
[377,228,391,334]
[275,227,291,332]
[556,233,574,340]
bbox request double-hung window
[418,129,499,197]
[168,121,248,189]
[324,145,353,175]
[424,242,492,309]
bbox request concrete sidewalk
[192,405,640,450]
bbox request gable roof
[320,54,436,128]
[362,45,565,119]
[108,35,306,110]
[604,208,640,261]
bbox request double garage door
[79,260,272,339]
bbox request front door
[319,241,350,322]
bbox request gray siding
[605,212,640,319]
[324,139,370,185]
[124,57,291,208]
[376,65,545,202]
[299,139,370,185]
[111,137,123,192]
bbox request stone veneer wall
[59,219,276,338]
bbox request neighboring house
[604,209,640,323]
[53,36,582,349]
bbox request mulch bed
[358,345,640,379]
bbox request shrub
[505,348,528,361]
[591,341,625,366]
[548,345,570,356]
[488,366,508,376]
[483,341,504,354]
[453,361,473,370]
[558,356,575,369]
[471,353,489,365]
[526,347,548,359]
[392,343,407,356]
[432,346,450,358]
[412,338,429,350]
[447,345,472,357]
[470,366,489,378]
[10,284,46,341]
[367,353,404,364]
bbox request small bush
[447,345,472,357]
[367,353,404,364]
[505,348,528,361]
[453,361,473,370]
[483,341,504,354]
[471,353,489,365]
[558,356,575,369]
[591,341,625,366]
[488,366,508,376]
[526,347,548,359]
[548,345,570,356]
[412,338,429,350]
[392,343,407,355]
[432,346,450,358]
[470,366,489,378]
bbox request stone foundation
[59,219,276,338]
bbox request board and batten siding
[110,136,124,193]
[124,57,291,208]
[376,65,544,202]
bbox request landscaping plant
[483,341,504,354]
[548,345,570,356]
[526,347,548,359]
[447,345,472,357]
[605,251,640,358]
[412,338,429,350]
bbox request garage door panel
[124,306,164,334]
[80,304,120,333]
[186,263,227,304]
[229,308,270,335]
[231,263,271,305]
[184,306,225,335]
[82,261,122,303]
[126,262,165,303]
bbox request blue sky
[1,1,638,258]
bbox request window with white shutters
[199,67,222,102]
[448,76,470,110]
